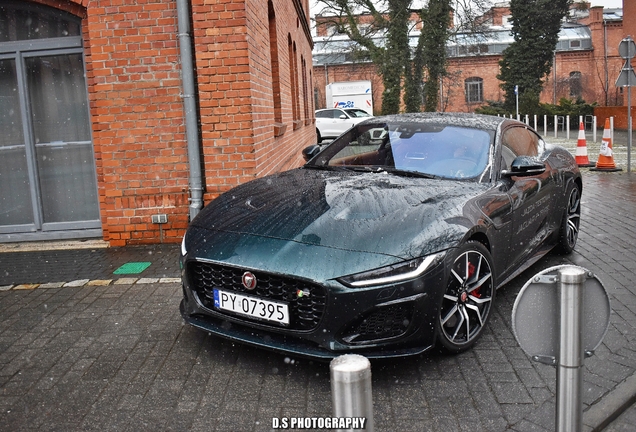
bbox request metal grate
[187,261,327,331]
[342,304,413,343]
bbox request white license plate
[213,289,290,325]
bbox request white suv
[315,108,372,143]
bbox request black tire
[437,241,495,353]
[557,182,581,254]
[316,128,322,143]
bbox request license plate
[213,289,290,325]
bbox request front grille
[341,304,413,344]
[187,260,327,331]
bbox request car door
[499,126,557,270]
[330,109,356,137]
[315,109,342,138]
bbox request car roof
[357,112,518,131]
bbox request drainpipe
[176,0,204,220]
[604,19,609,106]
[553,51,557,105]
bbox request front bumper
[179,255,449,360]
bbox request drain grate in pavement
[113,262,152,274]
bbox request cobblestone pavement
[1,169,636,431]
[0,243,180,287]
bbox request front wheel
[437,241,495,353]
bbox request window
[569,71,582,98]
[0,1,80,42]
[325,24,339,37]
[465,77,483,104]
[268,2,282,125]
[301,56,308,120]
[330,109,345,119]
[501,127,542,170]
[288,37,300,124]
[317,109,347,119]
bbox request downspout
[176,0,204,220]
[604,19,609,106]
[553,51,557,105]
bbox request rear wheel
[437,241,495,353]
[557,182,581,254]
[316,128,322,143]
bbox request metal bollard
[330,354,374,432]
[556,267,586,432]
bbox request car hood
[187,168,488,282]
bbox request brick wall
[313,8,629,115]
[192,0,315,199]
[82,0,189,246]
[444,55,504,113]
[49,0,314,246]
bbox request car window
[316,110,330,119]
[317,110,340,119]
[310,122,493,181]
[344,108,371,118]
[501,127,541,171]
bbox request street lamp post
[515,85,519,120]
[616,36,636,172]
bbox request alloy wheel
[439,248,493,348]
[565,186,581,249]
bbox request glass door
[25,53,99,228]
[0,1,101,241]
[0,57,36,230]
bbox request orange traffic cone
[575,121,594,167]
[591,118,622,172]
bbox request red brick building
[313,2,633,117]
[0,0,315,245]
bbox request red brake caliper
[468,261,482,299]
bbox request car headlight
[180,235,187,256]
[337,252,446,288]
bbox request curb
[583,369,636,431]
[0,277,182,291]
[0,239,110,253]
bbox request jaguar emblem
[242,272,257,290]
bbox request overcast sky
[310,1,625,22]
[589,0,623,7]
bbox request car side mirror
[502,156,546,177]
[339,114,347,120]
[302,145,322,161]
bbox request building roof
[313,7,605,65]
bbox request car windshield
[344,108,372,118]
[308,121,493,181]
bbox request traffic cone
[591,118,622,172]
[575,121,594,167]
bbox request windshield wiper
[381,167,440,179]
[308,165,436,179]
[341,165,386,173]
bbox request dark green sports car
[179,113,582,359]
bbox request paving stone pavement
[0,244,180,287]
[1,169,636,431]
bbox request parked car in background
[315,108,372,143]
[180,113,582,359]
